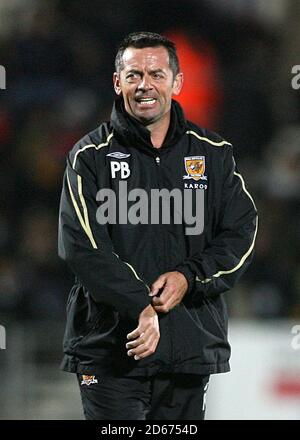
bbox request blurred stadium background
[0,0,299,420]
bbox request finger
[134,348,154,360]
[126,328,154,353]
[152,285,173,306]
[128,341,149,358]
[153,297,175,313]
[128,335,157,359]
[127,350,151,359]
[153,305,170,313]
[125,332,146,349]
[127,327,142,340]
[136,336,160,360]
[149,275,166,297]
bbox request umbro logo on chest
[107,152,131,179]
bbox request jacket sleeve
[176,145,258,299]
[58,151,152,320]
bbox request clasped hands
[125,271,188,361]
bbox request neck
[147,111,171,149]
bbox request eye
[152,72,164,79]
[126,72,140,81]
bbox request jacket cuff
[133,298,153,319]
[123,289,152,321]
[175,265,195,296]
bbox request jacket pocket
[63,284,109,354]
[174,298,228,364]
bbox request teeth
[138,99,156,105]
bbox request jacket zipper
[154,154,164,266]
[154,154,174,364]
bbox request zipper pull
[155,156,160,166]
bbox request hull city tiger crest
[183,156,207,181]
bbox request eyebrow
[150,69,165,74]
[125,68,166,75]
[125,69,142,75]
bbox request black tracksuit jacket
[58,98,258,377]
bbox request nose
[137,74,153,92]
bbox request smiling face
[113,46,183,127]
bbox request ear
[113,72,122,96]
[172,72,184,96]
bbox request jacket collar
[110,97,187,154]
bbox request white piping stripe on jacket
[113,252,150,291]
[196,170,258,284]
[66,169,98,249]
[186,130,232,147]
[67,165,148,287]
[72,132,114,169]
[77,174,98,249]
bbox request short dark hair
[115,31,180,76]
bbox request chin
[137,115,159,126]
[138,108,164,122]
[131,110,155,124]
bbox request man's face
[113,46,183,125]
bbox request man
[58,32,258,420]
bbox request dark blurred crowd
[0,0,299,325]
